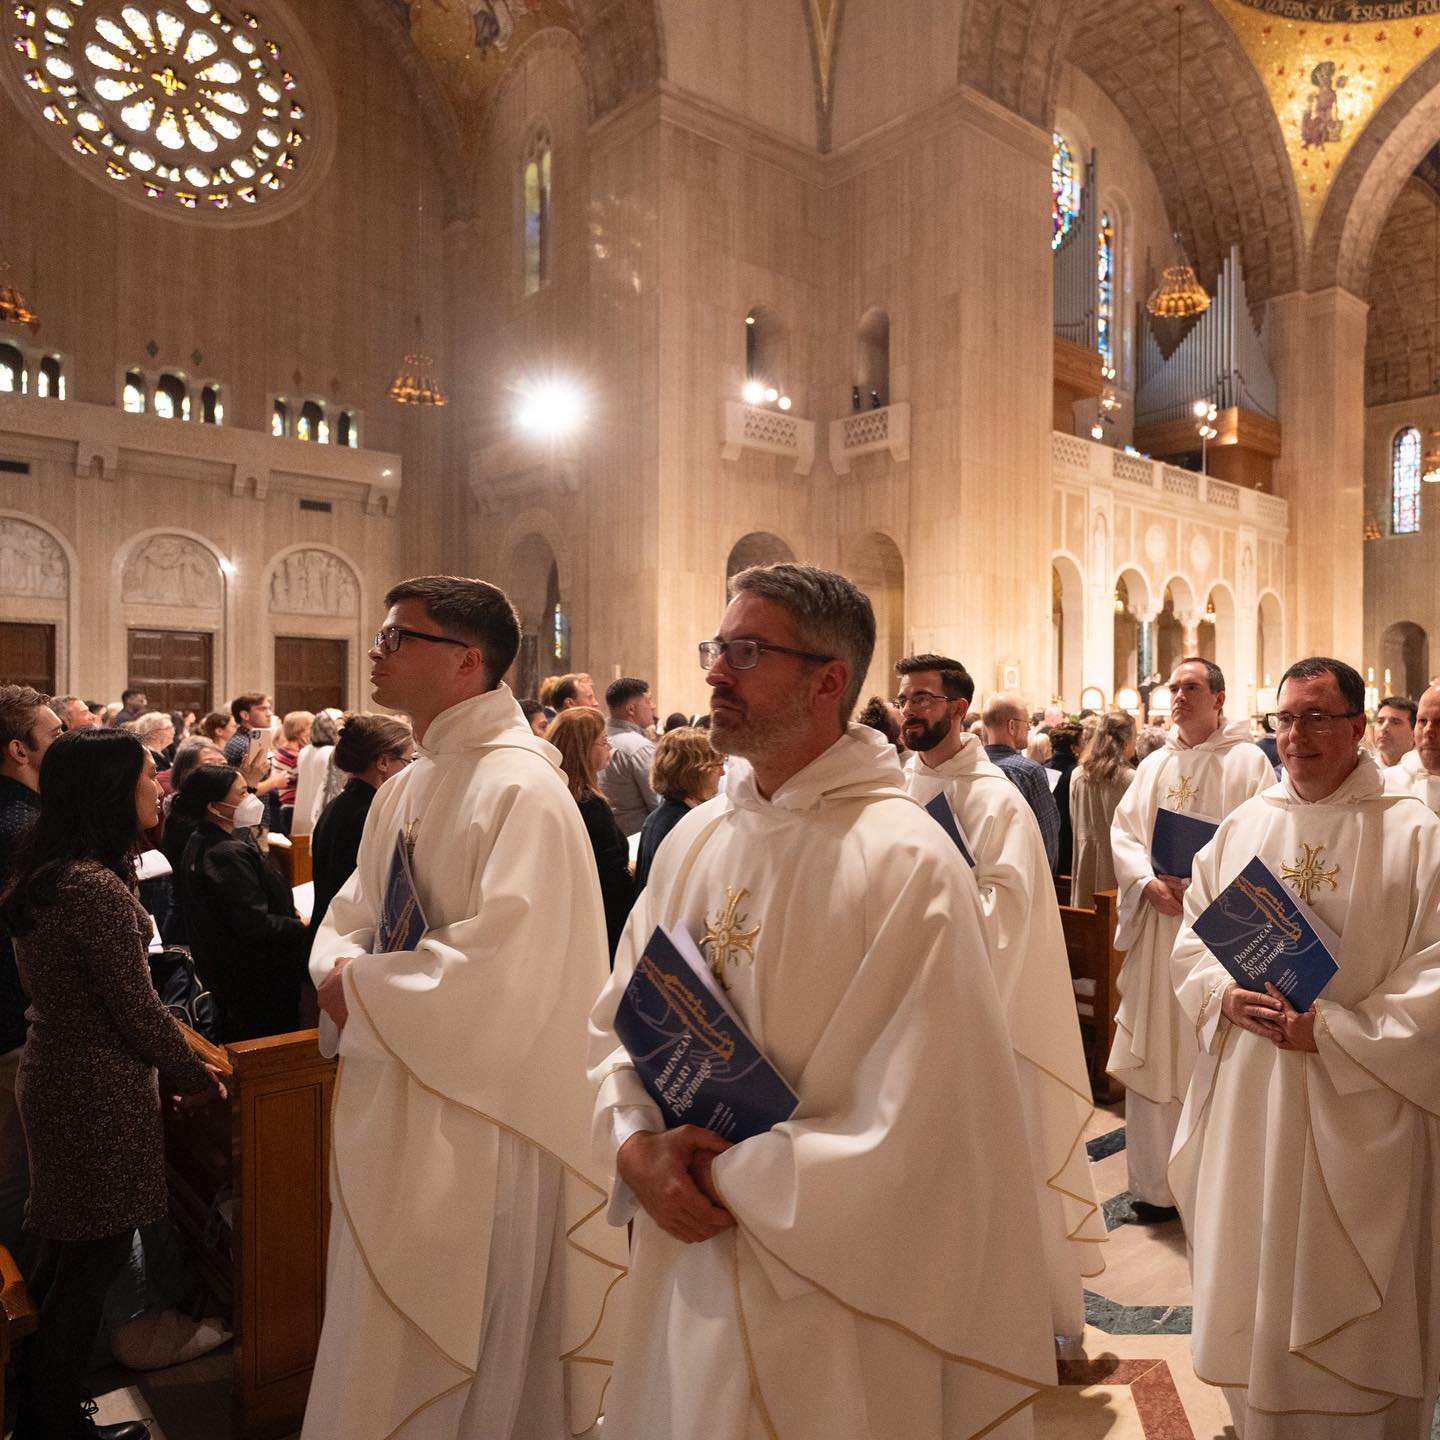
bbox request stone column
[1267,288,1367,665]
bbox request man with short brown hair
[1383,683,1440,817]
[1374,694,1417,768]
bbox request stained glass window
[1097,211,1115,371]
[297,399,327,443]
[1,0,330,224]
[552,600,567,661]
[1393,427,1422,534]
[1052,133,1080,251]
[524,135,551,296]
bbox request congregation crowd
[0,563,1438,1440]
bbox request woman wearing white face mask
[173,766,310,1041]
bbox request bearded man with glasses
[1106,655,1273,1223]
[303,576,626,1440]
[590,565,1054,1440]
[897,653,1104,1349]
[1169,656,1440,1439]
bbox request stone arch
[1362,184,1440,410]
[1256,589,1284,693]
[1113,564,1151,696]
[1310,47,1440,297]
[1198,581,1237,699]
[1381,621,1430,701]
[1060,0,1304,305]
[112,529,233,707]
[958,0,1073,130]
[842,531,906,705]
[853,308,891,408]
[725,531,797,580]
[1156,574,1197,683]
[0,511,78,692]
[264,544,367,711]
[744,303,791,398]
[499,514,572,697]
[1052,551,1084,707]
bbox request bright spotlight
[1192,399,1209,417]
[1090,422,1104,440]
[777,394,792,411]
[517,379,587,438]
[763,386,779,403]
[742,380,765,405]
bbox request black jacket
[178,822,309,1042]
[0,776,39,1054]
[308,778,375,947]
[577,792,635,962]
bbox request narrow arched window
[336,410,357,447]
[272,398,290,437]
[523,130,552,296]
[37,355,63,399]
[0,344,23,395]
[1097,211,1115,374]
[1052,133,1081,252]
[201,384,223,424]
[123,369,147,413]
[1393,426,1422,535]
[154,372,189,420]
[297,399,327,443]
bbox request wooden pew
[165,1027,335,1440]
[0,1243,37,1423]
[289,833,312,887]
[1059,888,1125,1103]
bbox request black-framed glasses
[1264,710,1361,735]
[373,625,472,655]
[895,691,948,712]
[698,639,835,671]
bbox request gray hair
[132,710,174,740]
[728,563,875,724]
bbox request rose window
[3,1,333,222]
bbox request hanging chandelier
[0,260,38,331]
[389,318,446,407]
[1147,6,1210,319]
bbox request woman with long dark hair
[308,714,412,945]
[173,765,310,1041]
[0,729,222,1440]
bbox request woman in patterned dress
[0,728,223,1440]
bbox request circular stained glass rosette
[3,1,332,222]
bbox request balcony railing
[829,402,910,474]
[720,402,815,476]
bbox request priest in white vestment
[590,566,1055,1440]
[1107,657,1272,1214]
[1381,684,1439,817]
[1170,657,1440,1439]
[896,653,1105,1341]
[304,577,626,1440]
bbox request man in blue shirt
[982,693,1061,872]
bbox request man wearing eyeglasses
[589,564,1054,1440]
[897,653,1104,1347]
[1168,657,1440,1438]
[1382,684,1440,817]
[304,576,626,1440]
[1107,656,1273,1223]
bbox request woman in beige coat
[1069,710,1137,907]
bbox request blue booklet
[613,926,798,1143]
[1193,856,1339,1012]
[1151,807,1219,879]
[377,829,427,953]
[924,792,976,868]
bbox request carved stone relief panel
[0,520,67,598]
[122,536,223,610]
[268,550,359,616]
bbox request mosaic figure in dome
[1300,60,1347,149]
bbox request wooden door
[0,623,56,692]
[273,637,347,717]
[126,629,212,716]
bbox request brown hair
[650,727,720,803]
[383,575,521,689]
[229,692,269,724]
[1079,711,1135,786]
[333,713,413,775]
[547,707,607,803]
[198,710,232,742]
[0,685,51,751]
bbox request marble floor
[81,1100,1432,1440]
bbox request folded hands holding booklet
[613,926,797,1143]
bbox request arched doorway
[505,533,564,700]
[725,532,796,580]
[1052,555,1084,706]
[1156,578,1196,682]
[842,532,905,705]
[1112,568,1150,695]
[1381,621,1430,699]
[1195,584,1237,692]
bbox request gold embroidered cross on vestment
[1281,843,1340,906]
[1166,774,1197,808]
[700,886,761,992]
